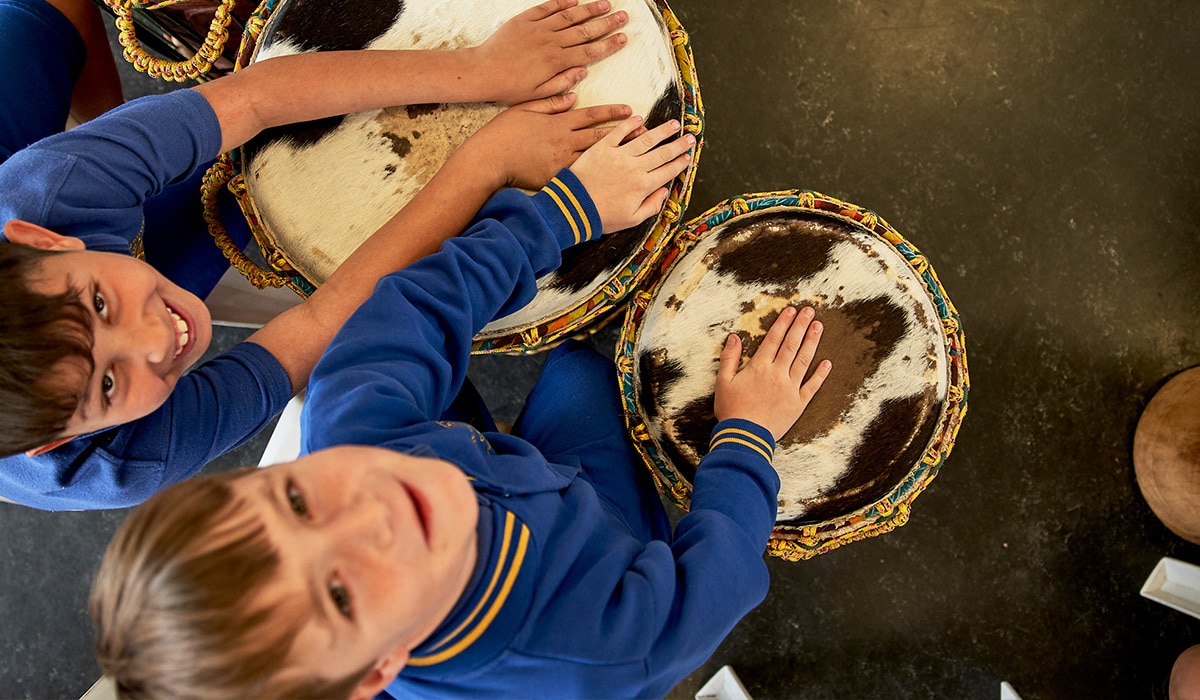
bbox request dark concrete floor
[3,1,1200,698]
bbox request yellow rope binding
[101,0,237,81]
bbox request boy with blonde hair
[91,117,832,698]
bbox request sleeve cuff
[530,168,603,249]
[708,419,776,467]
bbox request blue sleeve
[303,170,600,451]
[0,89,221,251]
[542,419,779,693]
[0,342,292,510]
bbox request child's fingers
[563,10,627,46]
[630,186,671,224]
[754,306,798,364]
[798,359,832,406]
[784,312,820,381]
[524,0,582,23]
[563,32,628,66]
[514,91,579,115]
[600,115,645,146]
[716,333,743,386]
[626,118,681,156]
[534,68,589,98]
[566,102,631,128]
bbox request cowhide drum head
[230,0,701,353]
[617,191,969,560]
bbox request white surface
[1141,556,1200,620]
[79,676,116,700]
[1000,681,1023,700]
[257,392,305,467]
[696,665,753,700]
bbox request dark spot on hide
[644,83,682,133]
[384,164,397,175]
[638,348,683,421]
[709,211,844,288]
[244,115,346,161]
[262,0,403,52]
[406,104,440,119]
[661,395,717,484]
[779,389,940,527]
[552,224,646,293]
[412,130,422,139]
[384,133,412,158]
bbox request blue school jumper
[0,18,290,511]
[302,171,781,698]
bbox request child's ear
[25,437,76,457]
[4,220,86,251]
[348,645,409,700]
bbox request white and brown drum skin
[230,0,701,353]
[617,191,969,560]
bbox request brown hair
[89,469,371,700]
[0,242,96,456]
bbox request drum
[616,191,969,561]
[98,0,267,81]
[213,0,701,354]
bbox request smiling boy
[0,0,632,509]
[90,117,833,698]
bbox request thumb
[515,91,578,115]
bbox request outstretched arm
[247,95,632,393]
[194,0,628,152]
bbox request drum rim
[616,190,970,561]
[212,0,704,352]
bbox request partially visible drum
[97,0,266,80]
[617,191,969,560]
[220,0,701,353]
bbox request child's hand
[475,0,629,106]
[713,307,832,442]
[569,116,695,234]
[457,93,632,190]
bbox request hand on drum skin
[569,116,694,234]
[713,306,832,442]
[475,0,629,106]
[458,94,632,190]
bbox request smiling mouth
[167,307,190,360]
[404,483,430,546]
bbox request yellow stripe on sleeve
[711,428,773,456]
[543,187,582,245]
[709,436,773,464]
[550,177,593,242]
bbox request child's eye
[92,290,107,318]
[101,369,115,400]
[286,480,309,517]
[329,576,353,618]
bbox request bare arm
[247,95,631,391]
[192,0,628,152]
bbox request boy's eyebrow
[260,474,340,647]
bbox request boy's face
[15,226,212,441]
[231,445,480,695]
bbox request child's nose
[124,308,173,365]
[335,495,395,551]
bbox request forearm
[193,48,493,152]
[247,147,503,392]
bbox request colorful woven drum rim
[616,190,970,561]
[472,0,703,355]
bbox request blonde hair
[89,469,370,699]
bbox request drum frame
[616,191,970,561]
[200,0,704,353]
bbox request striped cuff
[531,168,603,249]
[708,419,776,467]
